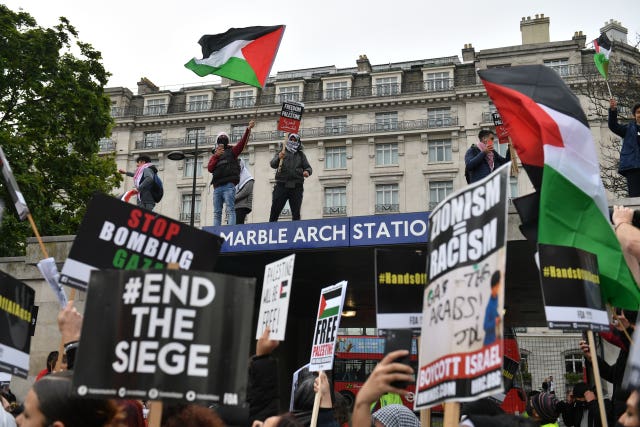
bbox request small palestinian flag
[279,280,289,298]
[593,33,612,80]
[185,25,285,88]
[318,287,344,319]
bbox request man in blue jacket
[465,130,510,184]
[609,99,640,197]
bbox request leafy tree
[0,5,121,256]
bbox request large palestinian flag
[479,65,640,310]
[185,25,285,88]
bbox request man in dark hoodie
[119,155,158,211]
[208,119,254,226]
[269,133,312,222]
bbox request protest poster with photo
[375,248,427,330]
[59,193,224,290]
[309,281,348,372]
[0,271,35,378]
[73,269,256,405]
[277,100,305,134]
[256,254,295,341]
[538,244,608,331]
[415,163,510,410]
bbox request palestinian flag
[479,65,640,310]
[279,280,289,299]
[185,25,285,88]
[593,33,612,80]
[318,287,344,319]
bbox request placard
[59,193,224,290]
[256,254,295,340]
[0,271,35,378]
[277,101,305,133]
[415,163,510,409]
[72,269,255,405]
[309,281,347,372]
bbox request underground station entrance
[207,212,545,411]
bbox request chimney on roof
[462,43,476,63]
[600,19,628,44]
[356,54,372,74]
[572,31,586,48]
[137,77,159,95]
[520,14,550,44]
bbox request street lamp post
[168,136,201,227]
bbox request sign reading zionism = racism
[73,270,255,405]
[415,164,509,410]
[309,281,348,372]
[59,193,223,290]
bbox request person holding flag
[608,99,640,197]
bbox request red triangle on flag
[318,295,327,318]
[241,26,285,87]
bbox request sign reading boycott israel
[60,193,224,290]
[309,281,347,372]
[73,269,255,405]
[415,163,510,410]
[0,271,35,379]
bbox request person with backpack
[208,119,254,226]
[119,155,160,211]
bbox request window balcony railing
[323,206,347,216]
[179,212,201,223]
[98,138,115,152]
[375,204,399,213]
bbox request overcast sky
[6,1,640,91]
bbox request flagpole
[605,80,612,99]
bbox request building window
[425,72,451,92]
[145,98,167,116]
[428,140,452,162]
[565,352,584,376]
[184,156,203,178]
[544,59,569,77]
[325,81,349,100]
[188,94,209,112]
[231,90,255,108]
[324,186,347,215]
[231,124,246,143]
[375,112,398,131]
[278,85,301,102]
[325,116,347,135]
[428,108,451,127]
[186,128,205,146]
[143,131,162,148]
[238,152,250,166]
[375,143,398,166]
[325,146,347,169]
[281,200,291,217]
[180,193,201,223]
[374,76,399,96]
[375,184,399,212]
[429,180,453,210]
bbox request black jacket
[270,145,312,187]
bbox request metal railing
[179,212,201,223]
[375,204,400,213]
[323,206,347,215]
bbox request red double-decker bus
[332,335,419,410]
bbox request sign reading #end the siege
[415,163,510,410]
[59,193,224,290]
[0,271,35,379]
[309,281,347,372]
[73,270,255,405]
[277,101,304,133]
[538,244,608,331]
[256,254,295,341]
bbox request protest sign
[415,163,510,410]
[256,254,295,340]
[59,193,224,290]
[277,101,305,134]
[491,112,510,145]
[309,281,347,372]
[375,248,427,330]
[73,269,256,405]
[0,271,35,378]
[538,244,608,331]
[0,146,29,220]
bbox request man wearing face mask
[208,119,255,226]
[269,133,312,222]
